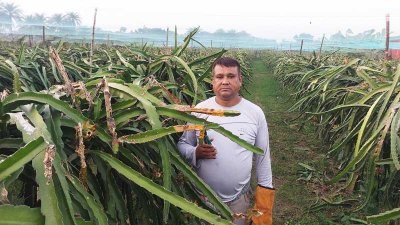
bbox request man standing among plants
[177,57,274,225]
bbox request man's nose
[221,77,229,84]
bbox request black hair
[211,57,241,75]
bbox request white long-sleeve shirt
[177,97,273,202]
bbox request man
[177,57,274,225]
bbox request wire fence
[1,23,399,51]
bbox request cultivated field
[1,31,400,224]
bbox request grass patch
[244,59,329,224]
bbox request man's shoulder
[240,98,264,114]
[195,97,216,108]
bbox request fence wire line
[1,23,399,51]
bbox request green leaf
[2,92,112,147]
[170,56,198,106]
[374,65,400,131]
[47,109,77,225]
[53,170,77,225]
[2,92,86,123]
[367,207,400,224]
[353,94,383,155]
[356,68,377,89]
[32,150,64,225]
[106,173,129,225]
[107,82,162,128]
[328,95,385,184]
[173,27,199,57]
[5,60,21,93]
[119,125,196,143]
[158,139,172,224]
[157,107,264,154]
[0,137,46,182]
[106,81,172,221]
[76,218,94,225]
[93,151,234,225]
[168,145,232,219]
[390,110,400,170]
[64,61,91,76]
[189,49,227,67]
[0,205,44,225]
[68,175,109,225]
[2,167,23,188]
[98,99,137,120]
[114,108,144,126]
[115,50,139,73]
[305,103,370,115]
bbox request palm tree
[20,13,47,35]
[47,12,80,35]
[0,2,23,32]
[48,13,64,33]
[64,12,80,28]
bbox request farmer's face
[212,65,242,102]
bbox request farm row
[273,51,400,224]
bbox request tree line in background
[0,1,256,39]
[0,1,397,50]
[0,2,81,34]
[294,28,389,43]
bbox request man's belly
[196,150,253,202]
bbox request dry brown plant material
[102,78,119,153]
[43,144,55,185]
[0,89,10,101]
[75,122,87,186]
[49,47,80,110]
[148,75,181,105]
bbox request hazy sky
[10,0,400,40]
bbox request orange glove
[251,185,275,225]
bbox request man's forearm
[177,131,198,167]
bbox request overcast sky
[10,0,400,40]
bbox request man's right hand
[196,144,217,159]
